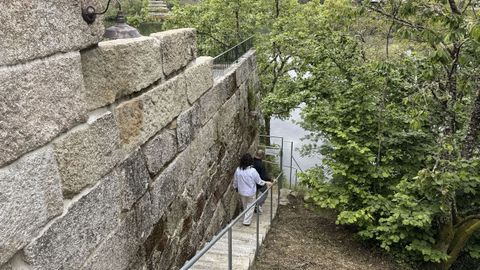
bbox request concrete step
[183,186,282,270]
[191,255,250,270]
[148,13,169,18]
[148,4,168,8]
[149,8,169,13]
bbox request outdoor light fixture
[82,0,141,39]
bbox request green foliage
[104,0,159,28]
[287,1,480,268]
[164,0,267,55]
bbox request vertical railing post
[270,184,273,223]
[279,138,283,205]
[295,168,298,185]
[256,200,260,252]
[228,227,232,270]
[290,141,293,189]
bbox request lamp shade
[104,11,141,39]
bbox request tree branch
[196,31,230,49]
[448,0,462,15]
[454,214,480,229]
[366,6,425,31]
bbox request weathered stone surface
[176,229,197,267]
[127,248,147,270]
[198,79,227,126]
[80,214,139,270]
[0,262,12,270]
[0,0,104,66]
[81,192,152,270]
[238,82,250,126]
[248,67,261,92]
[217,94,240,144]
[115,74,188,151]
[142,75,188,135]
[0,52,87,167]
[147,235,179,270]
[81,37,163,110]
[235,50,256,87]
[177,103,202,151]
[215,67,237,103]
[195,197,217,242]
[165,196,191,237]
[151,28,197,77]
[149,120,218,222]
[116,98,144,146]
[150,153,188,223]
[142,129,178,175]
[184,57,214,104]
[23,170,122,269]
[134,192,155,242]
[184,119,219,177]
[143,216,169,268]
[184,159,209,199]
[119,149,151,211]
[0,148,63,265]
[54,111,121,197]
[222,184,240,220]
[203,200,226,242]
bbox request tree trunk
[264,115,271,146]
[443,219,480,269]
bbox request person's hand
[266,182,273,188]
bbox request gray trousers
[257,185,268,207]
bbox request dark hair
[239,153,253,170]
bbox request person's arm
[251,169,266,186]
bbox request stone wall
[0,2,260,269]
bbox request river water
[268,107,322,184]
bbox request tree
[279,1,480,269]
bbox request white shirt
[233,166,266,197]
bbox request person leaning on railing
[233,153,273,226]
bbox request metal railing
[213,36,254,78]
[259,135,305,189]
[259,135,284,185]
[181,172,282,270]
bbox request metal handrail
[292,156,304,173]
[214,35,254,61]
[260,134,306,188]
[213,36,254,78]
[181,172,282,270]
[259,134,284,139]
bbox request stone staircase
[148,0,170,19]
[187,186,280,270]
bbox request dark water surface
[269,108,322,178]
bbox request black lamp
[82,0,141,39]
